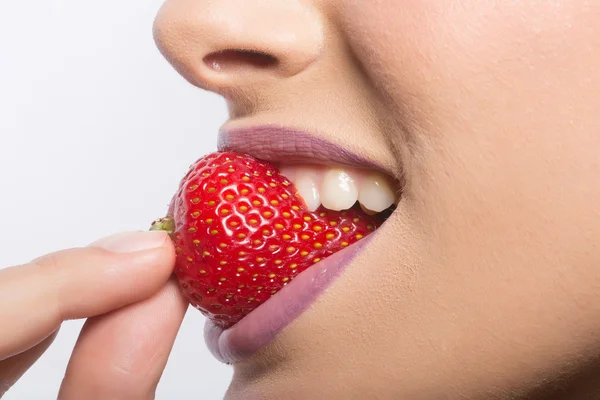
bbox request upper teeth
[279,165,398,213]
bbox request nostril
[203,49,279,72]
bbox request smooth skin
[0,231,188,399]
[4,0,600,399]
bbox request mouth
[204,124,401,364]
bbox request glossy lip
[203,125,392,364]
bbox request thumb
[0,231,175,361]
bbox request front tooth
[360,203,378,215]
[358,172,396,212]
[320,169,359,211]
[294,169,321,211]
[279,166,297,183]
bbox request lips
[202,125,399,364]
[218,125,389,171]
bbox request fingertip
[133,236,177,281]
[163,276,190,310]
[52,237,177,321]
[90,231,172,254]
[91,230,177,283]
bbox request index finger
[0,231,175,360]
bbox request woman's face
[153,1,600,398]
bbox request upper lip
[218,124,389,173]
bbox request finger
[0,231,175,360]
[58,279,188,400]
[0,330,58,397]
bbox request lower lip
[204,234,375,364]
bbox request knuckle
[31,252,61,273]
[29,252,67,320]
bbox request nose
[153,0,324,98]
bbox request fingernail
[90,231,168,253]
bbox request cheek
[341,0,600,309]
[340,0,600,127]
[335,0,600,379]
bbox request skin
[0,232,187,399]
[153,0,600,398]
[2,0,599,399]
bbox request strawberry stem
[150,217,175,237]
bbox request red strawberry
[151,151,385,328]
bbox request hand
[0,231,188,399]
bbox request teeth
[293,168,321,211]
[320,169,359,211]
[357,172,396,213]
[278,166,297,184]
[279,165,398,214]
[360,203,379,215]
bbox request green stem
[150,216,175,237]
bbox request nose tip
[153,0,324,96]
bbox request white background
[0,1,233,398]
